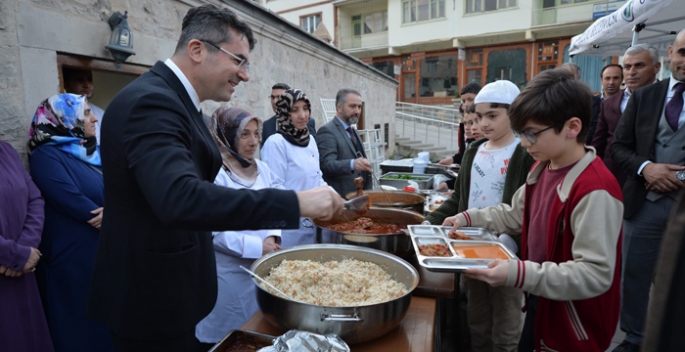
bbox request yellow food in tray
[452,244,509,260]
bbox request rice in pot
[262,259,408,306]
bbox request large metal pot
[315,207,423,259]
[345,190,425,214]
[250,244,419,345]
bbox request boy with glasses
[450,68,623,352]
[427,80,535,352]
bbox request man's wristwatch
[676,170,685,182]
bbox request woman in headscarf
[195,107,283,345]
[0,140,54,352]
[261,88,329,247]
[27,93,114,352]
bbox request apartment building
[261,0,621,105]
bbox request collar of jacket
[526,147,598,203]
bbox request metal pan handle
[320,311,363,322]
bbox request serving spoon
[240,265,293,300]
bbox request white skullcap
[473,80,520,105]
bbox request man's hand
[443,215,463,236]
[88,207,104,229]
[438,156,454,166]
[353,157,372,172]
[296,186,345,220]
[643,163,685,193]
[464,259,511,287]
[22,247,41,273]
[262,236,281,255]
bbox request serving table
[241,295,436,352]
[241,253,456,351]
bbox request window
[371,61,395,78]
[403,0,445,23]
[352,15,362,36]
[404,73,416,98]
[301,14,321,34]
[543,0,588,9]
[363,11,388,34]
[466,0,516,13]
[419,54,458,97]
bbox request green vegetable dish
[381,174,430,181]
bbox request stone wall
[0,0,397,159]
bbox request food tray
[409,225,497,242]
[407,225,516,273]
[379,172,435,190]
[208,329,275,352]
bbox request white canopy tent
[569,0,684,57]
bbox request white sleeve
[261,138,288,182]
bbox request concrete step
[409,143,435,150]
[395,137,412,142]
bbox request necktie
[665,82,685,131]
[347,126,360,151]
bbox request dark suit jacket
[591,90,626,187]
[586,94,602,145]
[611,80,671,218]
[317,117,371,197]
[86,61,300,339]
[261,115,316,147]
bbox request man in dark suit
[610,30,685,352]
[86,5,343,352]
[586,64,622,145]
[261,83,315,146]
[593,46,660,188]
[318,89,372,197]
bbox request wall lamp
[106,11,135,69]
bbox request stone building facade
[0,0,397,159]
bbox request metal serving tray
[406,225,497,241]
[208,329,274,352]
[407,225,516,273]
[379,172,435,190]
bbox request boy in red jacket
[445,68,623,352]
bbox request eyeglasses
[199,40,250,73]
[519,126,554,144]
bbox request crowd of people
[0,3,683,352]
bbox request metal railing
[395,110,460,153]
[395,102,462,123]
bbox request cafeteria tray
[379,172,435,190]
[408,225,498,242]
[407,225,516,273]
[208,329,275,352]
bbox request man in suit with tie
[586,63,623,144]
[86,5,343,352]
[261,83,316,146]
[318,89,372,197]
[610,29,685,352]
[593,45,660,188]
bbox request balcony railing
[532,1,598,27]
[339,32,389,50]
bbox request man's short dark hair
[465,104,476,114]
[174,4,256,55]
[335,88,362,106]
[510,68,591,143]
[272,83,290,90]
[62,67,92,83]
[460,82,482,96]
[600,64,623,79]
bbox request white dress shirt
[164,58,201,112]
[261,134,328,247]
[195,160,282,343]
[90,103,105,145]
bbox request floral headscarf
[210,106,262,186]
[27,93,101,166]
[276,89,311,148]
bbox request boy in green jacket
[426,80,535,352]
